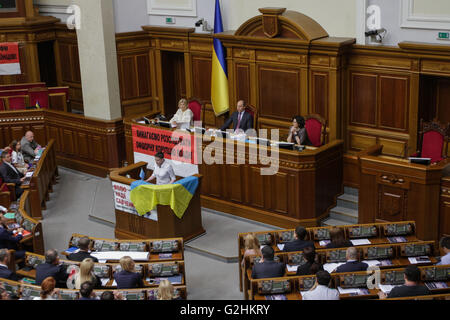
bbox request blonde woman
[157,279,177,300]
[169,98,193,129]
[67,258,101,289]
[241,233,262,267]
[34,277,61,300]
[113,256,144,289]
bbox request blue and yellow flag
[211,0,229,116]
[130,176,199,219]
[35,101,41,109]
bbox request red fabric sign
[0,42,19,64]
[132,124,197,164]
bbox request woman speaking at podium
[170,98,193,130]
[145,152,176,185]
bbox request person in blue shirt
[437,237,450,266]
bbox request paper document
[91,251,149,261]
[337,287,363,295]
[350,239,371,246]
[277,244,285,251]
[286,265,299,272]
[379,284,397,294]
[425,282,448,290]
[408,256,430,264]
[362,260,381,267]
[319,240,331,247]
[25,172,34,178]
[323,262,345,273]
[100,278,110,286]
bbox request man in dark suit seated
[378,265,430,299]
[0,214,25,260]
[0,249,19,281]
[0,151,25,199]
[251,246,285,279]
[35,249,68,288]
[68,237,98,262]
[335,247,368,273]
[219,100,254,133]
[283,226,314,252]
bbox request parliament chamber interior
[0,0,450,304]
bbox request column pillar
[74,0,121,120]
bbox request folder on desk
[4,213,15,219]
[408,157,431,165]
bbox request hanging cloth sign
[0,42,21,75]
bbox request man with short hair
[251,246,285,279]
[378,265,430,299]
[437,237,450,266]
[283,226,314,252]
[67,237,98,262]
[220,100,254,133]
[335,247,368,273]
[20,131,41,163]
[0,249,19,281]
[0,151,25,199]
[35,249,68,288]
[302,270,340,300]
[79,281,97,300]
[0,214,25,259]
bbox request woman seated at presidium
[169,98,194,130]
[145,152,176,185]
[287,116,311,146]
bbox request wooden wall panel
[77,132,89,159]
[119,56,138,100]
[271,172,288,214]
[311,71,328,119]
[258,66,300,121]
[191,55,212,101]
[235,63,251,105]
[350,73,377,126]
[137,54,151,97]
[379,76,409,131]
[62,129,74,155]
[249,167,265,209]
[440,181,450,237]
[92,136,105,162]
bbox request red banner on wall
[0,42,21,75]
[132,124,197,164]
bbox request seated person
[335,247,368,273]
[100,290,124,300]
[251,246,285,279]
[302,270,340,300]
[78,281,97,300]
[10,140,28,175]
[0,151,25,199]
[20,131,41,163]
[219,100,254,134]
[296,246,324,276]
[0,249,20,281]
[0,286,10,300]
[378,265,430,299]
[0,214,25,259]
[283,226,314,252]
[68,236,98,262]
[34,277,61,300]
[169,98,194,130]
[35,249,68,288]
[145,152,176,185]
[287,116,311,145]
[113,256,144,289]
[158,279,182,300]
[437,236,450,266]
[68,258,101,290]
[241,233,262,267]
[326,227,353,249]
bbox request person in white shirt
[302,270,340,300]
[170,98,194,130]
[145,152,176,185]
[437,237,450,266]
[10,140,27,175]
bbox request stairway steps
[321,218,351,227]
[329,206,358,224]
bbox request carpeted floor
[41,167,280,300]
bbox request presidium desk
[123,115,344,229]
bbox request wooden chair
[412,118,450,164]
[188,97,204,124]
[4,95,29,111]
[48,87,70,112]
[305,114,329,147]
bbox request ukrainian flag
[130,176,199,219]
[35,101,41,109]
[211,0,229,116]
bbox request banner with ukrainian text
[0,43,21,75]
[211,0,229,116]
[132,124,199,177]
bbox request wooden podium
[109,162,205,241]
[358,145,449,242]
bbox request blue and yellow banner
[211,0,229,116]
[129,176,199,219]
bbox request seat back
[305,114,327,147]
[5,95,28,111]
[0,98,5,111]
[188,98,203,123]
[245,105,257,129]
[28,88,49,109]
[418,119,450,163]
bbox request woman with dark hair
[326,227,353,249]
[287,115,310,145]
[296,246,324,276]
[9,140,27,175]
[145,152,176,185]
